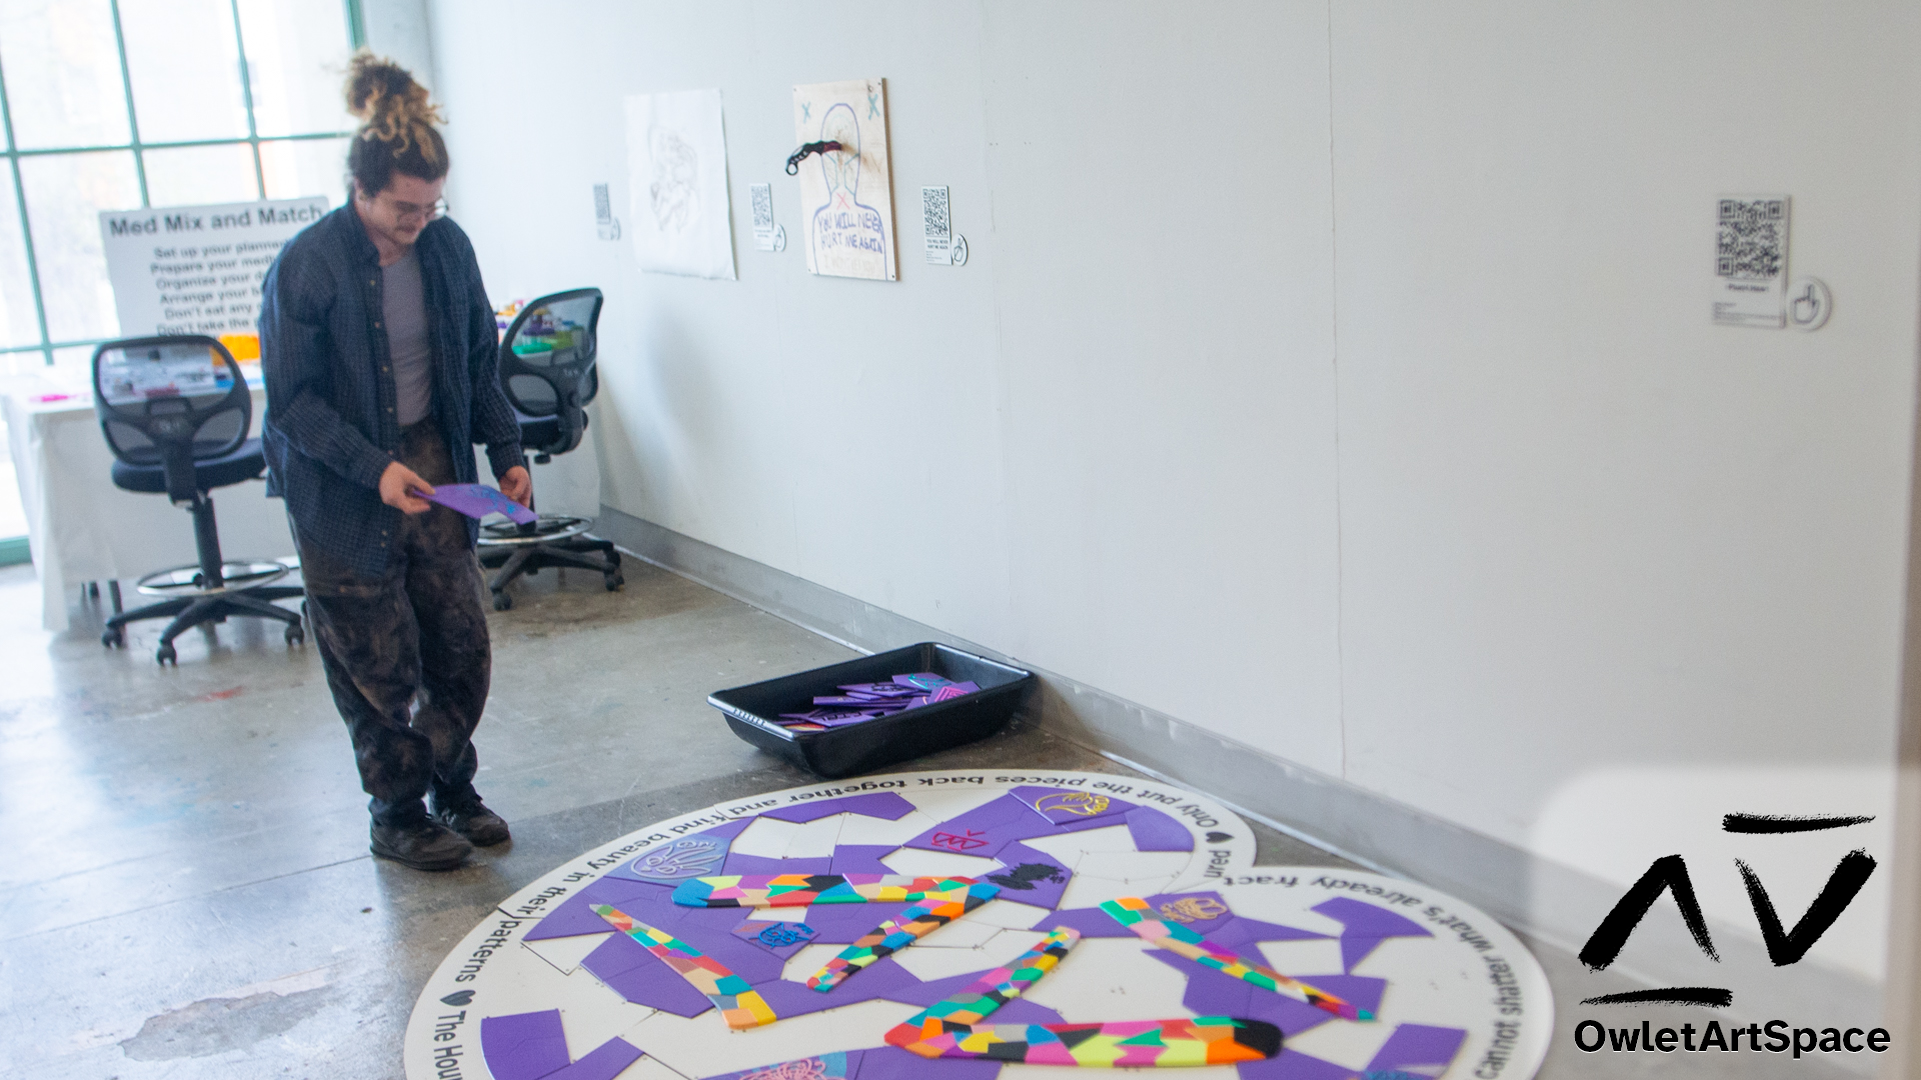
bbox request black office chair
[478,288,622,610]
[93,336,305,664]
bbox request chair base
[102,584,307,665]
[478,535,622,611]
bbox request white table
[3,379,295,632]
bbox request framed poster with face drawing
[792,78,897,281]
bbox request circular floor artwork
[406,770,1550,1080]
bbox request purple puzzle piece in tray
[796,900,917,944]
[722,853,834,878]
[1238,1048,1368,1080]
[829,844,901,877]
[480,1009,570,1080]
[732,917,818,958]
[1152,950,1386,1037]
[761,792,917,824]
[750,955,928,1020]
[547,1037,645,1080]
[1366,1023,1469,1074]
[423,482,537,524]
[855,1045,1002,1080]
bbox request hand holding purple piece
[421,483,538,524]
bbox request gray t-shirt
[382,247,433,427]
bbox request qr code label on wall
[922,185,952,264]
[749,183,777,251]
[1712,195,1789,328]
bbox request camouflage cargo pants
[294,418,492,825]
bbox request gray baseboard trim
[596,506,1880,1030]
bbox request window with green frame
[0,0,365,375]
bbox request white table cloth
[4,382,295,632]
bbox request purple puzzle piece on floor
[1366,1024,1469,1075]
[829,844,900,877]
[761,792,917,823]
[1124,806,1196,852]
[1151,950,1386,1037]
[980,842,1074,909]
[1010,785,1137,827]
[903,794,1057,858]
[480,1009,571,1080]
[549,1037,646,1080]
[579,932,716,1017]
[607,834,732,884]
[1312,896,1431,972]
[526,875,676,941]
[732,917,818,958]
[423,483,537,524]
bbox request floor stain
[118,986,333,1061]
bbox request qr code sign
[1716,198,1786,281]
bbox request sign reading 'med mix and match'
[98,196,330,342]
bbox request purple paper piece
[1049,892,1238,939]
[1207,915,1332,950]
[732,918,818,958]
[750,956,928,1018]
[722,853,834,877]
[981,842,1074,909]
[1312,897,1432,941]
[1237,1049,1367,1080]
[1124,806,1196,852]
[550,1037,646,1080]
[609,835,732,883]
[904,794,1058,858]
[892,673,954,690]
[527,890,629,941]
[480,1009,571,1080]
[1009,785,1138,826]
[526,875,677,941]
[580,933,716,1016]
[423,482,537,524]
[761,792,917,824]
[855,1045,1001,1080]
[829,844,901,877]
[1366,1024,1469,1074]
[1340,935,1389,973]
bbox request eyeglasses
[382,195,447,222]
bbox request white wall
[427,1,1921,981]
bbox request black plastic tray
[709,642,1036,778]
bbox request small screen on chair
[100,343,232,406]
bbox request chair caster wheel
[102,628,124,648]
[285,624,305,645]
[604,571,623,591]
[156,643,177,665]
[492,592,512,611]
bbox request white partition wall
[426,0,1921,1020]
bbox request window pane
[0,166,42,348]
[18,151,140,342]
[118,0,248,144]
[143,143,259,206]
[0,0,131,150]
[237,0,353,138]
[259,136,346,200]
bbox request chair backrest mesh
[500,289,602,420]
[92,336,251,468]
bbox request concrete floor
[0,559,1859,1079]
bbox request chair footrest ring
[134,559,292,598]
[477,514,595,547]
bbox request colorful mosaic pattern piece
[673,873,985,909]
[916,1017,1282,1066]
[805,882,1002,991]
[1100,897,1372,1022]
[592,905,778,1029]
[888,927,1081,1053]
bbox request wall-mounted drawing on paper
[624,89,737,280]
[791,78,896,281]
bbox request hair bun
[345,51,443,160]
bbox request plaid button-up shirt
[259,204,525,576]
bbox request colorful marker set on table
[772,672,980,732]
[638,873,1378,1067]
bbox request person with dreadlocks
[260,54,528,871]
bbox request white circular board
[404,769,1548,1080]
